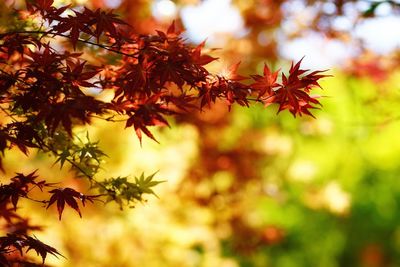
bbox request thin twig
[42,143,109,193]
[23,195,48,205]
[0,30,136,58]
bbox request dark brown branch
[0,30,136,58]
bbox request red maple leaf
[36,95,104,136]
[83,8,128,41]
[250,63,280,99]
[273,58,328,117]
[123,94,174,143]
[0,34,41,57]
[24,235,63,263]
[191,41,218,66]
[47,188,84,220]
[27,0,70,24]
[221,62,247,81]
[52,11,93,49]
[0,171,49,211]
[115,61,149,99]
[63,59,99,88]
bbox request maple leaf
[54,150,70,169]
[27,0,70,24]
[250,63,280,99]
[0,183,27,211]
[63,59,99,88]
[191,41,218,66]
[11,171,39,184]
[37,95,104,136]
[6,122,43,155]
[134,172,165,198]
[198,78,224,108]
[273,58,329,117]
[150,45,195,88]
[52,11,93,49]
[123,94,175,143]
[199,62,251,109]
[11,171,53,191]
[0,233,63,265]
[115,62,148,99]
[143,33,211,90]
[0,171,50,211]
[97,176,139,208]
[25,44,62,71]
[0,34,41,57]
[163,93,197,112]
[83,8,128,41]
[24,235,63,263]
[97,173,164,209]
[0,234,25,255]
[220,62,247,81]
[224,81,250,109]
[156,21,182,39]
[26,0,54,14]
[47,187,84,220]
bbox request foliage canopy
[0,0,328,265]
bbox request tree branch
[0,30,136,58]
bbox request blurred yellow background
[3,0,400,266]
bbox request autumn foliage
[0,0,327,265]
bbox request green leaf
[54,150,71,168]
[134,172,165,198]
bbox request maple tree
[0,0,329,265]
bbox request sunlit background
[2,0,400,266]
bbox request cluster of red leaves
[0,171,100,220]
[0,233,62,265]
[253,59,328,117]
[0,0,327,147]
[0,170,100,265]
[47,187,98,220]
[0,171,48,211]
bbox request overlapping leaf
[47,187,98,220]
[273,58,329,116]
[250,64,280,99]
[0,233,63,264]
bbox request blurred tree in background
[1,0,400,266]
